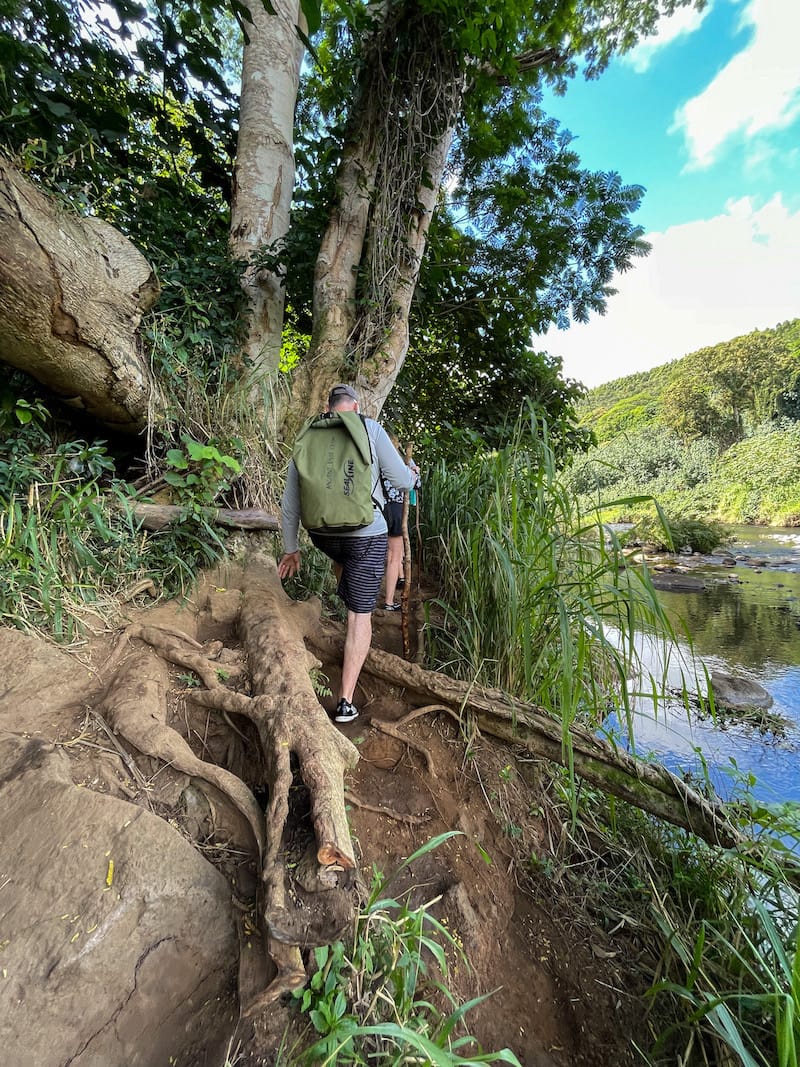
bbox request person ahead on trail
[278,383,416,723]
[382,436,420,611]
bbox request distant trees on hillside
[580,319,800,447]
[570,318,800,526]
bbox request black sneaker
[334,698,359,723]
[384,603,402,612]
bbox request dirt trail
[0,563,651,1066]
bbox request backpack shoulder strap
[357,413,386,511]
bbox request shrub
[632,514,727,555]
[291,833,521,1066]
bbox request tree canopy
[1,0,704,465]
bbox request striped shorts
[309,533,388,614]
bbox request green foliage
[0,391,227,638]
[309,668,333,699]
[385,110,650,450]
[706,422,800,525]
[291,832,521,1065]
[164,435,242,507]
[544,775,800,1067]
[632,513,726,554]
[144,245,248,386]
[579,320,800,449]
[589,390,658,442]
[420,409,682,826]
[0,0,238,232]
[567,419,728,524]
[648,849,800,1067]
[567,393,800,528]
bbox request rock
[0,626,93,737]
[0,733,238,1067]
[650,573,707,592]
[708,671,774,711]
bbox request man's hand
[278,551,300,579]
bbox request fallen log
[307,633,744,850]
[131,503,280,532]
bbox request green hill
[569,318,800,527]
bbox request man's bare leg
[340,610,372,704]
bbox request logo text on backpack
[343,459,355,496]
[325,439,335,490]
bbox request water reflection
[657,573,800,672]
[605,526,800,811]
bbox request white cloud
[673,0,800,169]
[542,195,800,389]
[622,4,712,74]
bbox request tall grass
[421,411,677,740]
[0,411,228,639]
[421,410,800,1066]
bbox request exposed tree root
[97,556,363,1009]
[345,789,431,826]
[100,646,265,857]
[368,717,437,777]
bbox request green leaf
[166,449,188,470]
[184,438,211,461]
[298,0,321,35]
[309,1008,327,1034]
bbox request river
[605,525,800,812]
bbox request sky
[539,0,800,389]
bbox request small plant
[310,669,333,699]
[164,435,242,507]
[292,832,521,1065]
[0,397,229,638]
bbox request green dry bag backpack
[293,409,377,531]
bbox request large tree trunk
[231,0,305,392]
[284,131,380,432]
[283,3,464,432]
[0,156,159,433]
[355,116,458,416]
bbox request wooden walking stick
[400,443,416,659]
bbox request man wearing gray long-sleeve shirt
[278,383,417,723]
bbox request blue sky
[540,0,800,388]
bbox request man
[278,383,417,723]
